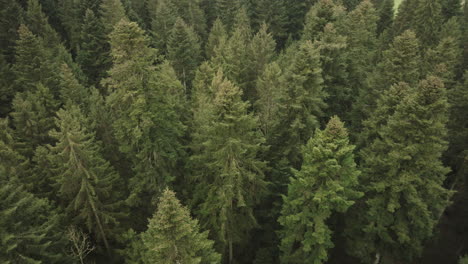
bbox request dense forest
[0,0,467,263]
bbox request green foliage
[414,0,443,47]
[49,104,123,251]
[350,76,451,262]
[100,0,127,34]
[190,71,266,263]
[142,189,221,264]
[302,0,346,41]
[0,0,23,61]
[76,9,110,88]
[167,18,202,89]
[205,18,227,59]
[279,116,362,264]
[377,0,394,35]
[0,174,71,264]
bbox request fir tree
[100,0,127,34]
[58,64,90,107]
[279,116,362,264]
[376,0,394,35]
[142,189,221,264]
[350,76,451,262]
[392,0,418,37]
[49,104,123,252]
[414,0,443,47]
[76,9,111,88]
[0,0,23,61]
[167,18,202,90]
[0,55,14,116]
[302,0,346,41]
[205,18,227,59]
[150,0,178,54]
[0,174,71,263]
[191,71,266,264]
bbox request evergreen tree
[150,0,177,54]
[0,0,23,61]
[58,64,90,107]
[190,71,266,264]
[142,189,221,264]
[392,0,418,37]
[49,104,123,251]
[167,18,202,90]
[250,0,288,47]
[0,55,14,116]
[441,0,462,21]
[414,0,443,47]
[350,76,451,262]
[76,9,111,88]
[24,0,61,47]
[302,0,346,41]
[10,84,58,158]
[273,40,325,169]
[0,174,71,264]
[352,30,421,132]
[376,0,394,35]
[279,116,362,264]
[214,0,241,31]
[100,0,127,34]
[205,18,227,59]
[105,20,186,226]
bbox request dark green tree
[376,0,394,35]
[205,18,227,59]
[279,116,362,264]
[76,9,111,88]
[100,0,127,34]
[49,104,123,252]
[349,76,451,263]
[302,0,346,41]
[0,55,14,116]
[0,175,71,263]
[142,189,221,264]
[0,0,23,61]
[414,0,443,47]
[190,71,266,264]
[167,18,202,90]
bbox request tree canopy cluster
[0,0,467,263]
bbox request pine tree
[279,116,362,264]
[350,76,451,262]
[142,189,221,264]
[150,0,177,54]
[10,84,58,158]
[254,62,284,138]
[352,30,421,132]
[0,0,23,61]
[250,0,288,47]
[58,64,90,107]
[100,0,127,34]
[414,0,443,47]
[441,0,462,21]
[0,55,14,116]
[302,0,346,41]
[24,0,61,47]
[0,174,71,263]
[340,0,378,126]
[167,18,202,90]
[392,0,418,37]
[214,0,241,31]
[273,40,325,169]
[247,23,276,100]
[190,71,266,264]
[49,104,123,252]
[77,9,111,88]
[12,24,55,94]
[315,23,349,120]
[376,0,394,35]
[104,20,186,225]
[205,18,227,59]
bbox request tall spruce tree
[190,71,266,264]
[49,104,123,252]
[205,18,227,59]
[142,189,221,264]
[76,9,110,88]
[414,0,443,47]
[104,20,186,226]
[100,0,127,34]
[376,0,393,35]
[167,18,202,90]
[349,76,451,263]
[0,0,23,61]
[302,0,346,41]
[279,116,362,264]
[0,174,71,264]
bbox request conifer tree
[100,0,127,34]
[352,30,421,132]
[247,23,276,100]
[190,71,266,264]
[24,0,61,47]
[77,9,111,88]
[167,18,202,90]
[250,0,288,47]
[10,84,58,158]
[392,0,418,36]
[0,55,14,116]
[0,0,23,61]
[376,0,394,35]
[49,104,123,252]
[279,116,362,264]
[273,40,325,168]
[350,76,451,262]
[0,175,71,263]
[58,64,90,107]
[205,18,227,59]
[142,189,221,264]
[105,20,186,224]
[214,0,241,31]
[414,0,443,47]
[441,0,462,21]
[150,0,177,54]
[302,0,346,41]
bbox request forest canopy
[0,0,467,263]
